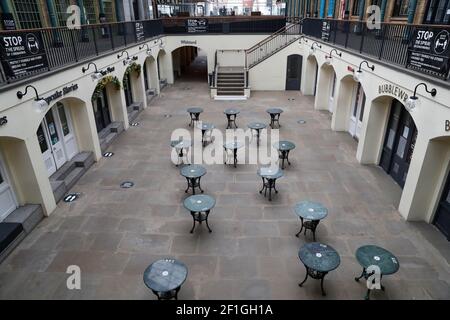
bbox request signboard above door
[185,18,208,33]
[407,27,450,79]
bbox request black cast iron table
[354,245,400,300]
[266,108,284,128]
[187,107,203,127]
[198,122,215,146]
[248,122,267,146]
[257,167,284,201]
[223,141,244,168]
[294,201,328,241]
[298,242,340,296]
[184,194,216,233]
[180,164,206,195]
[143,258,188,300]
[224,108,240,129]
[273,140,296,169]
[171,139,192,167]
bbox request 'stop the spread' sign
[185,19,208,33]
[407,27,450,79]
[135,22,144,41]
[321,21,331,42]
[0,31,49,80]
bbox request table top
[294,201,328,220]
[224,108,240,115]
[266,108,284,114]
[198,122,215,131]
[274,141,296,151]
[180,165,207,178]
[173,140,192,149]
[143,259,188,292]
[170,139,181,148]
[257,167,284,179]
[184,194,216,212]
[223,141,244,150]
[187,107,203,114]
[248,122,267,130]
[355,245,400,275]
[298,242,341,273]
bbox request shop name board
[1,13,16,30]
[0,31,49,79]
[181,40,197,45]
[186,19,208,33]
[407,27,450,79]
[378,84,408,103]
[44,84,79,104]
[100,66,115,76]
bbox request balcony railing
[302,18,450,81]
[0,16,286,88]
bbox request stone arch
[122,62,145,109]
[302,54,319,95]
[314,63,336,112]
[144,55,159,94]
[171,45,207,82]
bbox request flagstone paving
[0,55,449,300]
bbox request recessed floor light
[63,193,80,203]
[297,119,307,124]
[103,152,114,157]
[120,181,135,188]
[130,122,140,126]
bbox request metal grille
[54,0,71,27]
[83,0,97,24]
[12,0,43,29]
[104,0,115,22]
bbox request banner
[0,31,49,80]
[185,18,208,33]
[135,22,144,41]
[407,27,450,79]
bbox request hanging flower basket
[91,75,121,101]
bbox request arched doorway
[315,64,336,112]
[171,46,207,82]
[91,76,121,133]
[0,142,18,221]
[304,55,319,96]
[285,54,303,90]
[379,99,417,188]
[37,101,79,176]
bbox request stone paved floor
[1,55,449,300]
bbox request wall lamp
[299,36,308,44]
[154,38,164,49]
[117,50,133,65]
[325,49,342,64]
[139,43,152,56]
[82,62,103,81]
[309,42,322,56]
[353,60,375,82]
[405,83,437,112]
[16,85,48,113]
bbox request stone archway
[303,55,319,96]
[314,63,336,112]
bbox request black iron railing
[0,16,286,88]
[302,18,450,81]
[245,20,302,69]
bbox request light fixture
[353,60,375,82]
[16,85,48,113]
[405,83,437,112]
[299,36,307,44]
[139,43,152,56]
[325,49,342,65]
[117,50,132,65]
[156,38,164,49]
[309,42,322,56]
[82,62,102,81]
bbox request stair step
[128,110,139,122]
[72,151,95,169]
[218,87,244,90]
[50,161,76,181]
[63,167,85,191]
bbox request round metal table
[298,242,341,296]
[183,194,216,233]
[257,167,284,201]
[171,139,192,167]
[198,122,215,146]
[223,141,244,167]
[266,108,284,128]
[355,245,400,300]
[273,141,296,169]
[143,258,188,300]
[187,107,203,127]
[180,165,207,195]
[224,108,240,129]
[248,122,267,146]
[294,201,328,241]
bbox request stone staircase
[50,151,95,203]
[99,122,124,153]
[127,102,144,122]
[216,67,245,98]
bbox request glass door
[56,102,78,160]
[349,83,366,139]
[434,168,450,240]
[329,72,336,113]
[285,54,302,90]
[0,154,18,221]
[93,87,112,132]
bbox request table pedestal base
[185,177,203,195]
[354,268,385,300]
[152,287,181,300]
[259,177,278,201]
[299,265,328,296]
[190,210,212,233]
[296,218,320,241]
[226,114,238,129]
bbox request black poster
[1,13,16,30]
[0,31,49,80]
[185,18,208,33]
[321,21,331,42]
[407,27,450,79]
[135,22,144,41]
